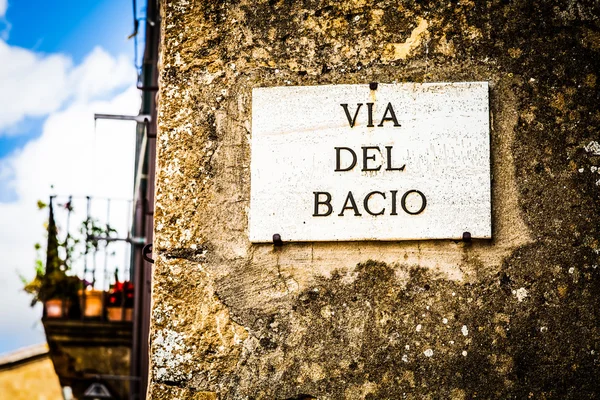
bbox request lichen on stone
[150,0,600,398]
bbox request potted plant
[25,198,124,319]
[77,217,117,318]
[22,259,81,318]
[23,201,80,318]
[78,283,104,318]
[106,274,134,321]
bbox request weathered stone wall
[149,1,600,398]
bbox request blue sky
[5,0,136,63]
[0,0,143,354]
[0,0,139,160]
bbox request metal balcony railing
[39,195,143,323]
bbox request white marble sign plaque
[249,82,491,242]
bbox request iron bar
[102,199,111,322]
[131,120,148,222]
[87,236,145,245]
[64,195,73,266]
[136,85,158,91]
[125,200,133,280]
[94,113,151,123]
[81,196,91,321]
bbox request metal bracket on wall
[136,85,158,91]
[142,244,154,264]
[94,114,151,123]
[143,118,156,138]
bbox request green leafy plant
[23,200,120,309]
[81,217,117,251]
[22,201,80,307]
[22,261,80,306]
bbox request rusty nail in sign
[273,234,283,247]
[462,232,472,243]
[369,82,378,90]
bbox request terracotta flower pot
[78,289,104,317]
[107,307,133,321]
[45,299,69,318]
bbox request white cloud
[70,48,136,102]
[0,46,141,353]
[0,0,7,18]
[0,41,71,132]
[0,41,135,135]
[6,87,140,201]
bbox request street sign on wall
[249,82,491,242]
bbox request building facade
[149,1,600,398]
